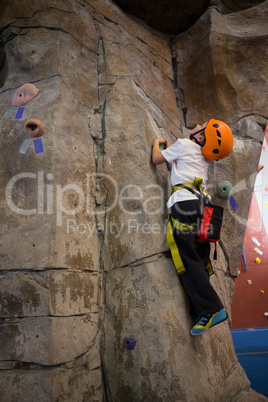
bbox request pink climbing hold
[12,83,39,107]
[24,119,45,138]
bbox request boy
[152,119,233,335]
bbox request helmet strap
[190,133,200,144]
[190,129,205,147]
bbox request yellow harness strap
[166,217,195,275]
[166,218,185,275]
[167,178,213,276]
[167,217,213,275]
[171,177,208,196]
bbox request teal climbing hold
[217,181,233,199]
[159,143,166,151]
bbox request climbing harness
[166,178,222,275]
[170,178,223,243]
[166,214,214,276]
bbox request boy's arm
[152,139,172,169]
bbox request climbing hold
[12,83,39,107]
[265,184,268,192]
[228,195,239,210]
[159,143,166,151]
[265,200,268,209]
[264,312,268,317]
[124,337,137,350]
[216,181,233,199]
[24,119,45,138]
[248,218,253,222]
[247,280,252,284]
[255,258,261,264]
[260,290,264,294]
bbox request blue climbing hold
[124,337,137,350]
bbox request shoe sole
[191,312,228,336]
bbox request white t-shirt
[161,138,209,208]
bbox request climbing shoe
[191,309,228,336]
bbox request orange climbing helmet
[202,119,234,161]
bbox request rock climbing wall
[0,0,267,401]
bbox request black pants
[171,200,224,317]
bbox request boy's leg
[171,201,224,318]
[197,240,211,277]
[179,258,224,317]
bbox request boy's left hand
[152,138,171,166]
[154,138,171,148]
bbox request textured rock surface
[174,2,268,124]
[0,0,267,401]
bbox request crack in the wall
[231,113,268,129]
[0,268,100,274]
[171,55,178,90]
[11,7,77,22]
[1,312,99,321]
[91,19,110,402]
[133,79,180,131]
[236,136,263,144]
[85,0,172,65]
[75,0,87,8]
[170,38,188,128]
[1,355,101,371]
[32,7,76,17]
[108,251,171,272]
[8,23,98,55]
[153,116,177,142]
[125,43,173,83]
[0,25,23,45]
[0,73,59,95]
[0,70,98,111]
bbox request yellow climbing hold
[248,218,253,222]
[266,200,268,209]
[254,248,258,252]
[255,257,261,263]
[260,290,265,294]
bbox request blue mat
[231,328,268,397]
